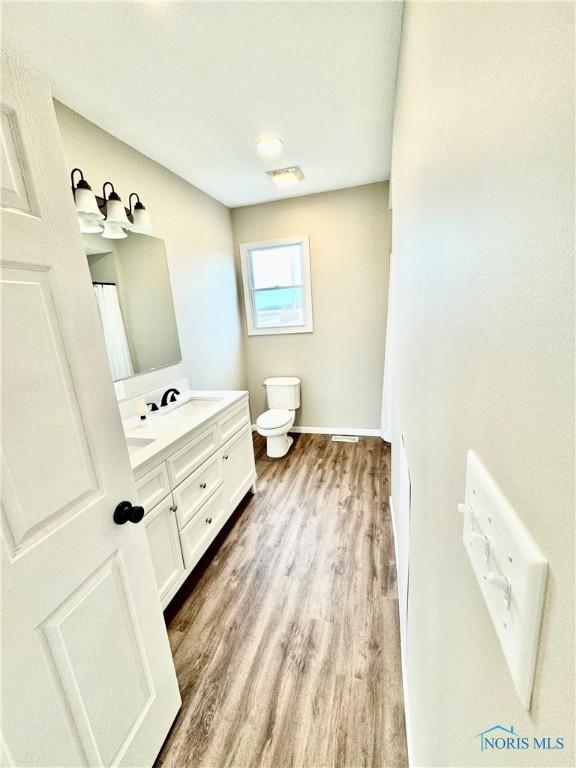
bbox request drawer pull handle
[223,454,229,461]
[205,517,213,524]
[200,482,207,489]
[169,504,177,512]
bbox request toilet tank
[264,377,301,410]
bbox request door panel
[0,54,180,767]
[42,554,154,767]
[0,104,37,214]
[1,264,98,555]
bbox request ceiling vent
[267,166,304,187]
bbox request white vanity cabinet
[133,395,256,609]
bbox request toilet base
[266,433,293,458]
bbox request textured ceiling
[2,1,403,207]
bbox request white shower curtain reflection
[93,283,134,381]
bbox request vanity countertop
[123,389,248,472]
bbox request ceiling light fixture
[267,166,305,187]
[256,135,284,157]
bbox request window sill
[247,324,314,337]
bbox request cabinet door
[144,497,184,605]
[222,424,256,511]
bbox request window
[239,236,313,335]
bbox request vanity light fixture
[71,168,104,234]
[267,165,305,187]
[128,193,153,234]
[101,181,129,239]
[69,170,154,240]
[256,135,284,157]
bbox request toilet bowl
[256,377,300,458]
[256,409,295,457]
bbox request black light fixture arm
[71,167,93,193]
[129,192,146,213]
[102,181,121,202]
[129,192,140,213]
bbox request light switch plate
[461,450,547,709]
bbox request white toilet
[256,376,301,458]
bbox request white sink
[121,389,246,470]
[125,435,156,456]
[167,398,221,420]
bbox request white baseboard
[252,424,381,437]
[390,495,412,767]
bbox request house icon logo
[477,725,527,751]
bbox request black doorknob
[114,500,145,525]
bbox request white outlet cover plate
[462,450,547,709]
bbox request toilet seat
[256,409,292,430]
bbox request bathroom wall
[388,3,574,766]
[231,183,390,430]
[55,101,247,399]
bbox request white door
[0,54,180,767]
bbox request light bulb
[256,136,284,157]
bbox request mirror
[83,233,182,381]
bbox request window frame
[239,235,314,336]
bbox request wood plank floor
[156,433,407,768]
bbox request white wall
[55,102,247,399]
[388,3,574,765]
[231,183,391,430]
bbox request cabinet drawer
[219,402,250,443]
[172,453,223,529]
[143,496,184,603]
[179,486,227,571]
[167,424,219,487]
[135,461,170,514]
